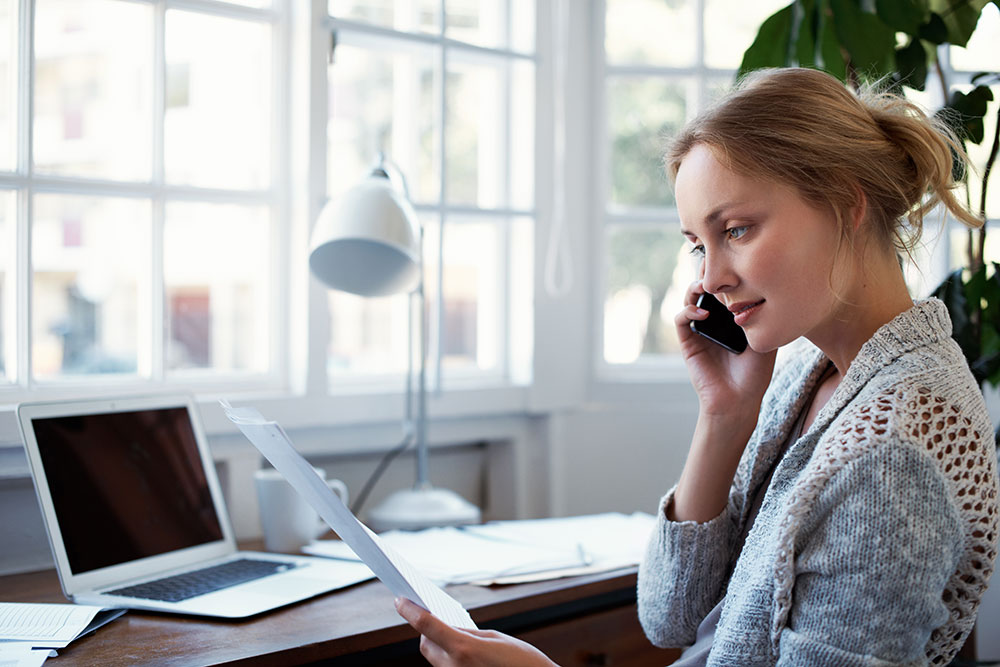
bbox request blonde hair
[666,68,981,253]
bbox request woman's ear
[849,186,868,232]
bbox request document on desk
[0,644,56,667]
[222,402,477,630]
[0,602,124,649]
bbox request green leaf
[818,0,849,79]
[738,3,796,79]
[795,0,819,68]
[876,0,930,33]
[830,0,898,79]
[894,38,929,90]
[928,0,991,47]
[918,11,951,42]
[945,85,995,144]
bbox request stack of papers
[0,603,125,666]
[305,512,656,586]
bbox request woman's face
[675,144,849,353]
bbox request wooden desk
[1,565,680,666]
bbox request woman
[396,68,999,666]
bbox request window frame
[0,0,291,399]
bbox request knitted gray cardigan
[637,299,999,666]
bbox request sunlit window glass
[445,0,502,49]
[703,0,789,70]
[330,0,440,34]
[424,219,500,373]
[607,78,686,208]
[604,225,689,363]
[510,60,535,210]
[510,0,535,53]
[0,0,15,172]
[220,0,271,8]
[328,41,439,204]
[164,202,270,374]
[33,0,153,181]
[32,194,148,379]
[0,190,11,380]
[164,10,271,190]
[509,216,533,384]
[605,0,695,67]
[446,57,503,208]
[950,3,1000,72]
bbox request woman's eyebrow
[680,203,736,237]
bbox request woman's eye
[726,226,748,240]
[688,244,705,258]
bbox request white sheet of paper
[0,603,105,648]
[0,644,56,667]
[222,401,476,630]
[305,526,586,585]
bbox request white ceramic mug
[254,467,348,553]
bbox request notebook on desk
[17,394,373,618]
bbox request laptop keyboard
[106,558,299,603]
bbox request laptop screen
[31,406,224,575]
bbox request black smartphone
[690,292,748,354]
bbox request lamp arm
[415,222,430,489]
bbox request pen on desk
[576,543,593,566]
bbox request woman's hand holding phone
[676,281,776,422]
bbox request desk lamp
[309,155,481,532]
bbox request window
[0,0,281,393]
[325,0,535,391]
[598,0,786,371]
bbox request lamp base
[366,486,481,532]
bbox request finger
[675,304,709,329]
[418,635,452,667]
[684,279,706,306]
[395,598,462,649]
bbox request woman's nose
[701,254,736,295]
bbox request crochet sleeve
[775,443,965,666]
[637,483,741,648]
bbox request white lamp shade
[309,175,421,297]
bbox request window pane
[0,0,15,172]
[604,224,689,363]
[510,60,535,210]
[509,216,533,384]
[605,0,695,67]
[32,194,148,379]
[950,3,1000,72]
[164,202,270,374]
[446,0,503,49]
[165,10,271,190]
[0,190,11,380]
[607,77,686,208]
[425,219,500,373]
[33,0,153,181]
[446,57,503,208]
[328,42,439,204]
[327,290,409,378]
[510,0,535,53]
[703,0,788,70]
[329,0,440,35]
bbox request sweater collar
[806,297,954,435]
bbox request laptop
[17,394,373,618]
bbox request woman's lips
[730,299,764,327]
